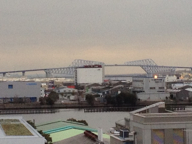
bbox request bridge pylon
[45,71,53,78]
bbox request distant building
[132,77,169,101]
[40,88,45,97]
[165,75,177,82]
[74,65,104,84]
[54,86,78,93]
[54,86,78,101]
[0,81,41,103]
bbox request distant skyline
[0,0,192,73]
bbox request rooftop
[36,120,96,132]
[0,116,45,140]
[36,120,110,143]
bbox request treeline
[105,92,137,106]
[39,91,59,105]
[67,118,88,126]
[85,92,137,106]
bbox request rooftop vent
[120,129,129,138]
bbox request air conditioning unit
[120,129,129,138]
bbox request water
[1,109,129,133]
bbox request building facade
[74,65,104,84]
[132,77,165,93]
[0,116,46,144]
[0,81,41,103]
[112,102,192,144]
[132,77,169,101]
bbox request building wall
[0,116,45,144]
[131,119,192,144]
[137,92,169,101]
[55,87,77,93]
[76,67,103,84]
[132,77,165,93]
[110,136,123,144]
[0,81,41,101]
[0,137,45,144]
[176,90,190,100]
[133,126,143,144]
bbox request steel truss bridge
[0,59,191,78]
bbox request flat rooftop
[0,116,44,139]
[36,120,110,143]
[133,112,192,124]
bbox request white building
[132,77,169,101]
[55,86,78,93]
[75,65,104,84]
[0,116,46,144]
[112,102,192,144]
[0,81,41,103]
[40,88,45,97]
[165,75,177,82]
[54,86,78,101]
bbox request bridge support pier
[45,71,52,78]
[3,73,6,77]
[22,71,25,77]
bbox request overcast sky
[0,0,192,72]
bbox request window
[8,85,13,89]
[134,87,143,90]
[159,87,164,89]
[154,79,163,83]
[133,80,143,82]
[173,129,184,144]
[152,129,164,144]
[150,87,155,89]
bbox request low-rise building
[55,86,78,93]
[0,116,46,144]
[132,77,169,101]
[0,81,41,103]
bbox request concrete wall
[133,126,143,144]
[164,129,173,144]
[132,77,165,93]
[0,138,45,144]
[0,81,41,100]
[0,116,45,144]
[137,92,169,101]
[186,128,192,144]
[110,136,123,144]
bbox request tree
[116,94,124,106]
[86,94,95,105]
[67,118,88,126]
[45,91,59,105]
[48,91,59,102]
[104,92,137,106]
[39,97,46,105]
[27,121,52,144]
[121,92,137,106]
[46,97,54,105]
[27,120,36,129]
[105,95,117,106]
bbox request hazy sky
[0,0,192,72]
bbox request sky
[0,0,192,73]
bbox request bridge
[0,59,191,78]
